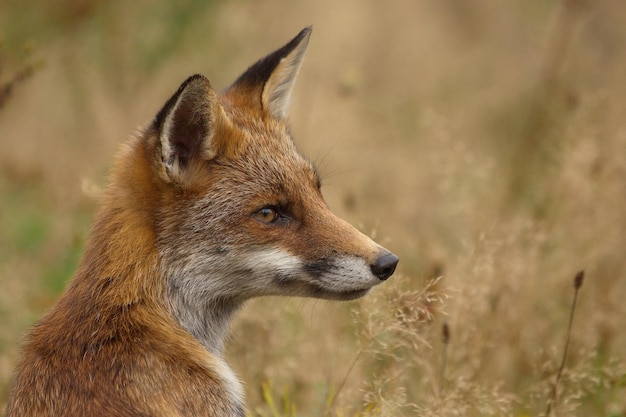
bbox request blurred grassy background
[1,0,625,416]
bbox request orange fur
[6,27,397,417]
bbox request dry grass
[1,0,625,416]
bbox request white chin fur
[316,256,381,293]
[242,248,379,295]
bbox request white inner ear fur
[160,110,178,174]
[262,31,311,120]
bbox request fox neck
[165,284,243,356]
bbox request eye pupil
[261,208,275,220]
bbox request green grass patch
[0,186,51,259]
[41,237,84,296]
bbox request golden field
[1,1,625,415]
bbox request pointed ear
[153,74,220,182]
[229,26,312,119]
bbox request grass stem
[545,270,584,416]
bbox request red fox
[6,27,398,417]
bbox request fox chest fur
[6,27,398,417]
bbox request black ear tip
[296,26,313,43]
[287,26,312,50]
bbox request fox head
[132,27,398,350]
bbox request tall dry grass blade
[324,349,364,417]
[545,270,585,416]
[439,322,450,395]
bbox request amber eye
[253,206,279,224]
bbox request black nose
[370,251,399,280]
